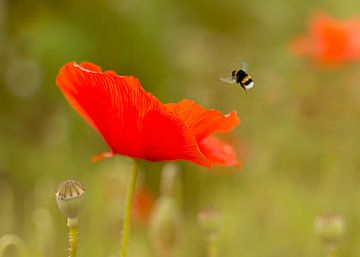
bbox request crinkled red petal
[166,99,240,141]
[142,109,211,168]
[79,62,102,72]
[199,136,241,167]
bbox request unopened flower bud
[55,180,85,226]
[149,196,182,257]
[198,207,221,234]
[314,213,345,249]
[160,163,181,197]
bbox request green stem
[326,249,336,257]
[207,233,218,257]
[68,224,78,257]
[120,159,139,257]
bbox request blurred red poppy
[56,62,241,169]
[291,13,360,65]
[132,187,154,226]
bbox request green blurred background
[1,0,360,256]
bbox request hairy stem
[68,224,78,257]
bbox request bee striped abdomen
[242,76,253,85]
[235,70,254,90]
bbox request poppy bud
[314,213,345,249]
[149,196,182,257]
[160,163,181,197]
[198,208,221,257]
[55,180,86,227]
[198,207,221,234]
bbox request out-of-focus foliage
[1,0,360,257]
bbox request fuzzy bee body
[221,67,254,91]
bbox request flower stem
[68,221,78,257]
[326,249,336,257]
[207,233,218,257]
[120,159,139,257]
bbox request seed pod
[314,213,345,249]
[55,180,86,225]
[198,207,221,234]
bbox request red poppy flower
[290,13,360,65]
[132,186,154,226]
[56,62,240,169]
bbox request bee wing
[220,76,237,84]
[241,61,248,72]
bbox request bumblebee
[220,64,254,91]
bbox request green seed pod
[314,213,345,249]
[55,180,86,225]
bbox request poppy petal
[79,62,102,72]
[56,62,163,155]
[199,136,241,167]
[166,99,240,141]
[142,109,211,168]
[57,63,98,130]
[91,152,114,162]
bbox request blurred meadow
[1,0,360,257]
